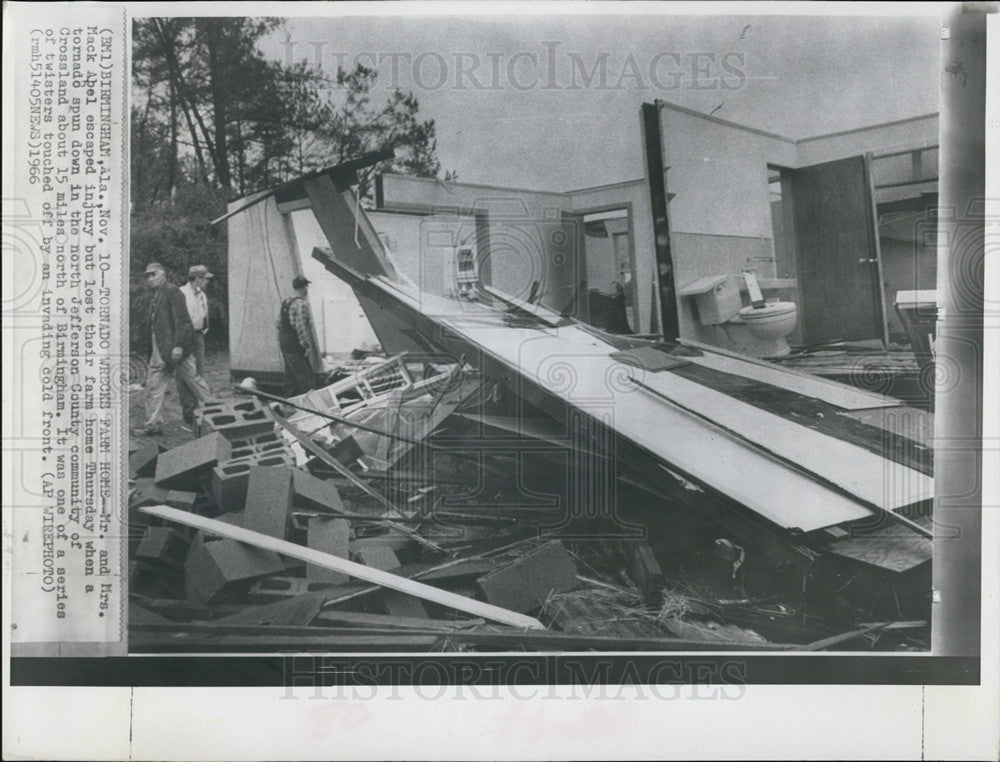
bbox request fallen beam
[139,505,546,630]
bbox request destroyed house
[219,140,933,603]
[132,105,940,651]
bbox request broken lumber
[272,410,445,553]
[313,610,485,630]
[140,504,546,630]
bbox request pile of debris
[128,356,927,653]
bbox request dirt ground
[128,347,235,452]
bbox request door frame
[573,202,639,330]
[864,152,892,346]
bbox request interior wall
[658,107,797,343]
[795,115,938,166]
[367,210,480,300]
[376,175,573,311]
[655,104,939,347]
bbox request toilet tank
[678,274,743,325]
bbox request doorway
[577,207,637,333]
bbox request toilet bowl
[724,301,798,357]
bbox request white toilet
[679,272,799,358]
[725,300,798,357]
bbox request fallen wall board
[679,338,902,410]
[319,261,899,533]
[141,505,546,630]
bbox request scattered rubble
[129,356,929,653]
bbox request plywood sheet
[683,343,901,410]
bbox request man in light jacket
[178,264,213,425]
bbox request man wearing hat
[141,262,216,435]
[277,275,321,396]
[178,264,214,425]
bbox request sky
[256,9,943,192]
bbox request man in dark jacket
[277,275,322,396]
[141,262,216,435]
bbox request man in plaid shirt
[277,275,322,396]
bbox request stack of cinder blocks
[128,399,358,606]
[210,431,296,513]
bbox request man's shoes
[142,424,163,436]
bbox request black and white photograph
[3,2,997,760]
[125,9,952,655]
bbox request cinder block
[307,517,351,584]
[293,470,346,514]
[135,527,191,571]
[476,540,578,614]
[247,576,344,604]
[154,432,232,489]
[128,525,148,556]
[353,545,400,571]
[184,538,284,603]
[243,466,295,539]
[129,443,165,478]
[189,511,245,557]
[381,591,428,619]
[164,490,199,511]
[195,403,228,424]
[130,559,184,598]
[210,457,256,511]
[210,451,295,512]
[203,400,274,441]
[228,430,283,451]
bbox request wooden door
[790,155,886,344]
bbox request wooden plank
[627,376,932,539]
[801,622,890,651]
[679,340,901,410]
[482,284,566,327]
[140,505,546,630]
[215,593,329,627]
[436,629,795,651]
[314,610,485,630]
[130,630,440,653]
